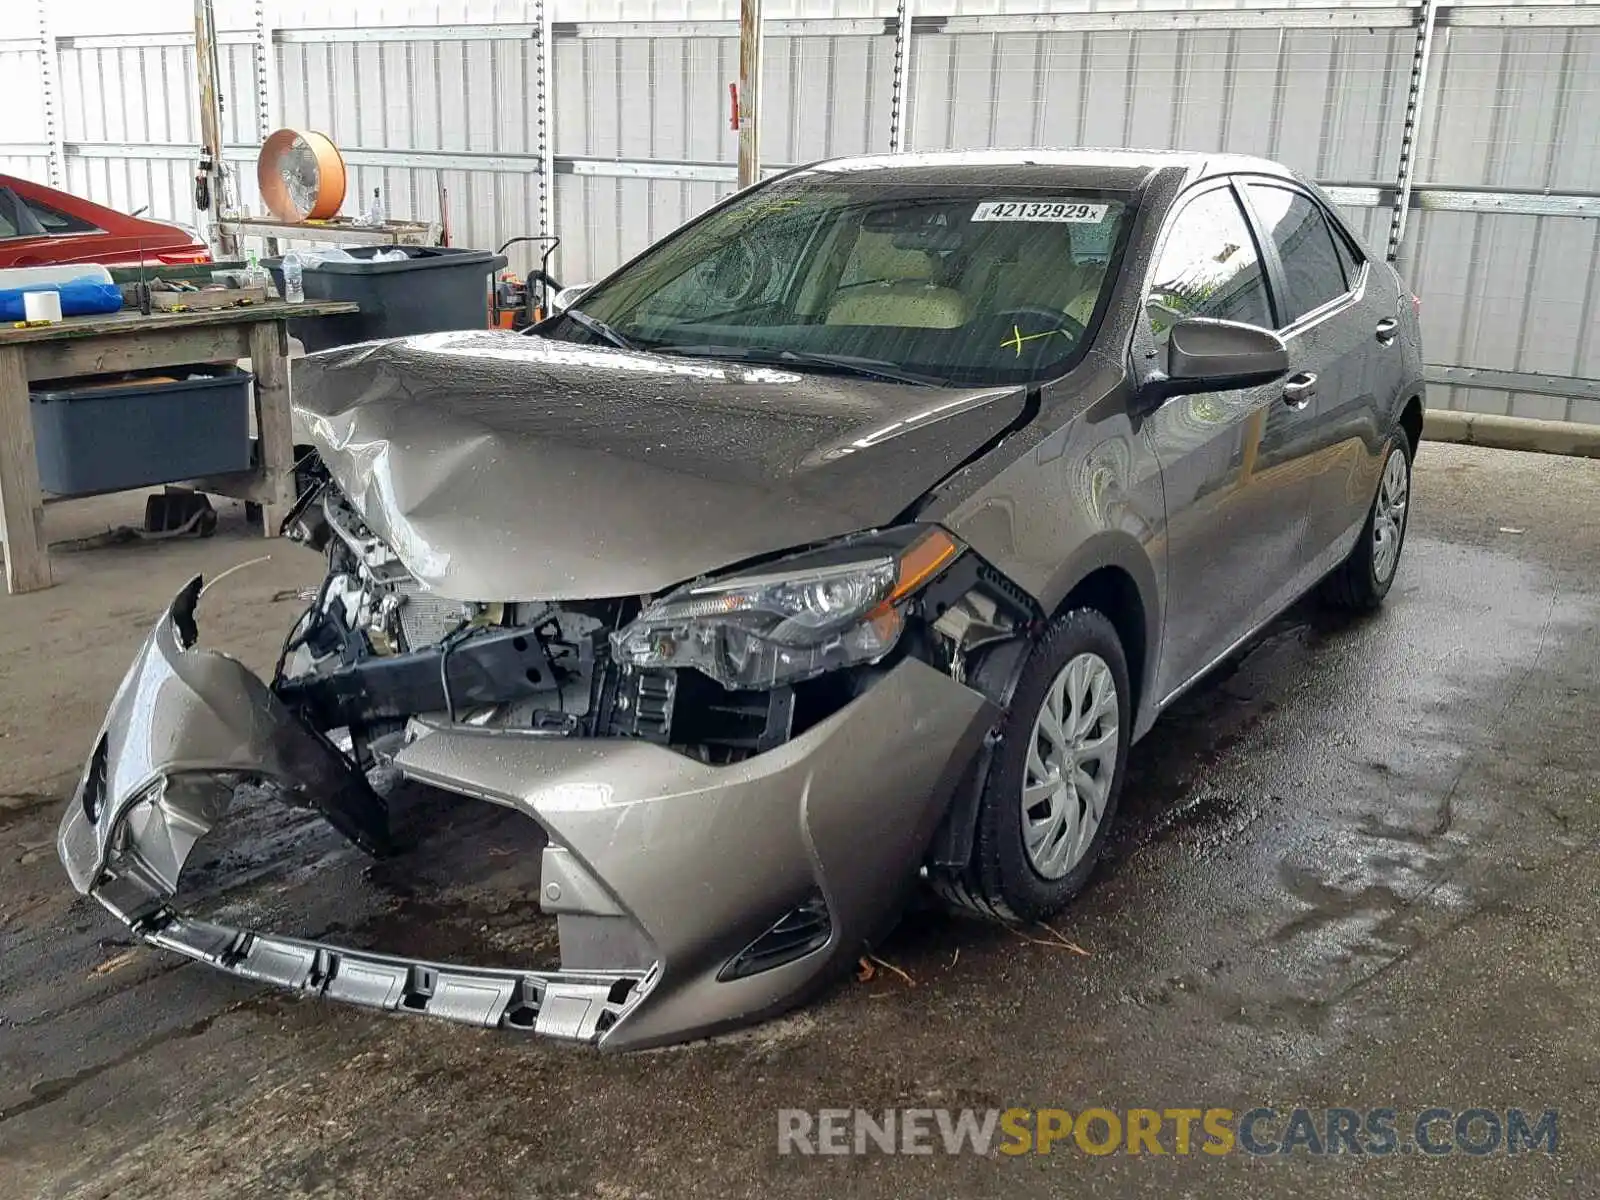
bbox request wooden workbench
[0,301,357,595]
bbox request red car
[0,174,210,268]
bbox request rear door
[1140,180,1320,705]
[1239,180,1401,581]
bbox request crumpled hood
[293,330,1028,600]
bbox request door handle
[1282,372,1317,408]
[1375,317,1399,345]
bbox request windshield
[546,177,1135,387]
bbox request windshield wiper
[562,308,638,351]
[650,344,939,387]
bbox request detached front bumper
[59,579,994,1049]
[59,578,388,908]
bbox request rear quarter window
[1327,215,1364,287]
[25,199,101,235]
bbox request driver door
[1140,181,1319,704]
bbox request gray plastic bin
[30,367,252,496]
[265,245,507,351]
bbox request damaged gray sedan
[58,150,1424,1048]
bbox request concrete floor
[1,442,1595,1199]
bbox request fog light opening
[718,893,833,981]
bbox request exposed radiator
[393,580,471,651]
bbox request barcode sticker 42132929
[971,201,1109,223]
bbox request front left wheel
[932,608,1131,923]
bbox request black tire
[1320,437,1412,612]
[932,608,1132,923]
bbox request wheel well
[1400,395,1424,456]
[1055,566,1147,719]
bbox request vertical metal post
[194,0,238,255]
[1386,0,1441,263]
[888,0,914,152]
[737,0,764,188]
[253,0,277,143]
[35,0,64,188]
[537,0,554,245]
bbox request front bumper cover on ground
[58,579,994,1048]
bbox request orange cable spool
[257,129,347,222]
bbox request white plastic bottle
[243,249,269,290]
[283,250,304,304]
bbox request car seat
[824,233,971,329]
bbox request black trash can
[265,245,508,352]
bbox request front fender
[933,387,1166,734]
[1036,530,1163,707]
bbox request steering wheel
[989,305,1087,346]
[702,238,774,307]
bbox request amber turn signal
[872,528,962,618]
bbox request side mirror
[1137,318,1289,408]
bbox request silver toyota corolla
[59,150,1423,1049]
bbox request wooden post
[737,0,764,189]
[0,345,52,593]
[195,0,237,257]
[249,320,295,534]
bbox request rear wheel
[1320,439,1411,611]
[933,608,1131,923]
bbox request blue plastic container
[30,368,253,496]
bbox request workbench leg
[0,345,53,594]
[249,321,296,536]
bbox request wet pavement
[1,442,1595,1199]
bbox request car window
[559,181,1135,388]
[0,189,31,239]
[25,198,100,235]
[1146,186,1273,344]
[1327,215,1363,287]
[1246,184,1349,324]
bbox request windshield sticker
[972,201,1109,223]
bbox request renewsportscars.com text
[777,1106,1558,1157]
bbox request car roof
[0,172,178,232]
[788,149,1301,193]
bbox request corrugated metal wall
[1403,23,1600,421]
[903,22,1410,282]
[0,4,52,184]
[4,0,1599,423]
[549,26,892,277]
[275,33,548,261]
[57,36,262,226]
[908,27,1410,176]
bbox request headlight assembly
[611,528,962,690]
